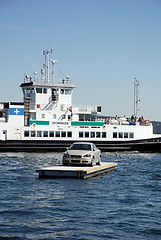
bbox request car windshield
[70,144,91,151]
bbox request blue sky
[0,0,161,120]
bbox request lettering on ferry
[52,121,69,125]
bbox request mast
[133,77,140,117]
[43,49,52,83]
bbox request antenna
[41,69,44,82]
[34,72,37,82]
[133,77,140,116]
[43,49,53,83]
[50,58,57,82]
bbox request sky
[0,0,161,121]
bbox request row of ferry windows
[113,132,134,138]
[24,131,107,138]
[24,131,72,138]
[79,132,134,138]
[24,131,134,139]
[23,88,71,95]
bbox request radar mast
[133,77,140,117]
[43,49,53,83]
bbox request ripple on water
[0,152,161,239]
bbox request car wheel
[96,160,101,165]
[96,156,101,165]
[89,157,94,167]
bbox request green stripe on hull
[71,121,104,126]
[30,120,50,125]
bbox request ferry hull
[0,138,161,153]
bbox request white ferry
[0,50,161,152]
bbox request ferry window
[113,132,117,138]
[79,132,84,138]
[56,131,60,137]
[41,114,45,119]
[24,131,29,137]
[129,132,134,138]
[43,131,48,137]
[53,114,56,119]
[67,131,72,137]
[36,88,42,93]
[124,132,128,138]
[85,132,89,138]
[102,132,106,138]
[30,88,35,93]
[52,88,58,101]
[79,114,85,121]
[61,131,66,137]
[24,88,34,94]
[65,89,72,94]
[49,131,54,137]
[31,131,36,137]
[24,88,33,95]
[31,112,36,119]
[119,132,123,138]
[96,132,100,138]
[43,89,47,94]
[61,89,64,94]
[37,131,42,137]
[91,132,95,138]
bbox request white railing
[73,106,98,113]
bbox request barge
[36,162,118,179]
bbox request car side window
[92,144,97,151]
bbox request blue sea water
[0,152,161,240]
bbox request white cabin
[20,80,75,123]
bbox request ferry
[0,50,161,152]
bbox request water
[0,152,161,240]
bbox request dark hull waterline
[0,137,161,153]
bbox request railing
[73,106,98,113]
[104,118,151,126]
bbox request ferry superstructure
[0,50,161,152]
